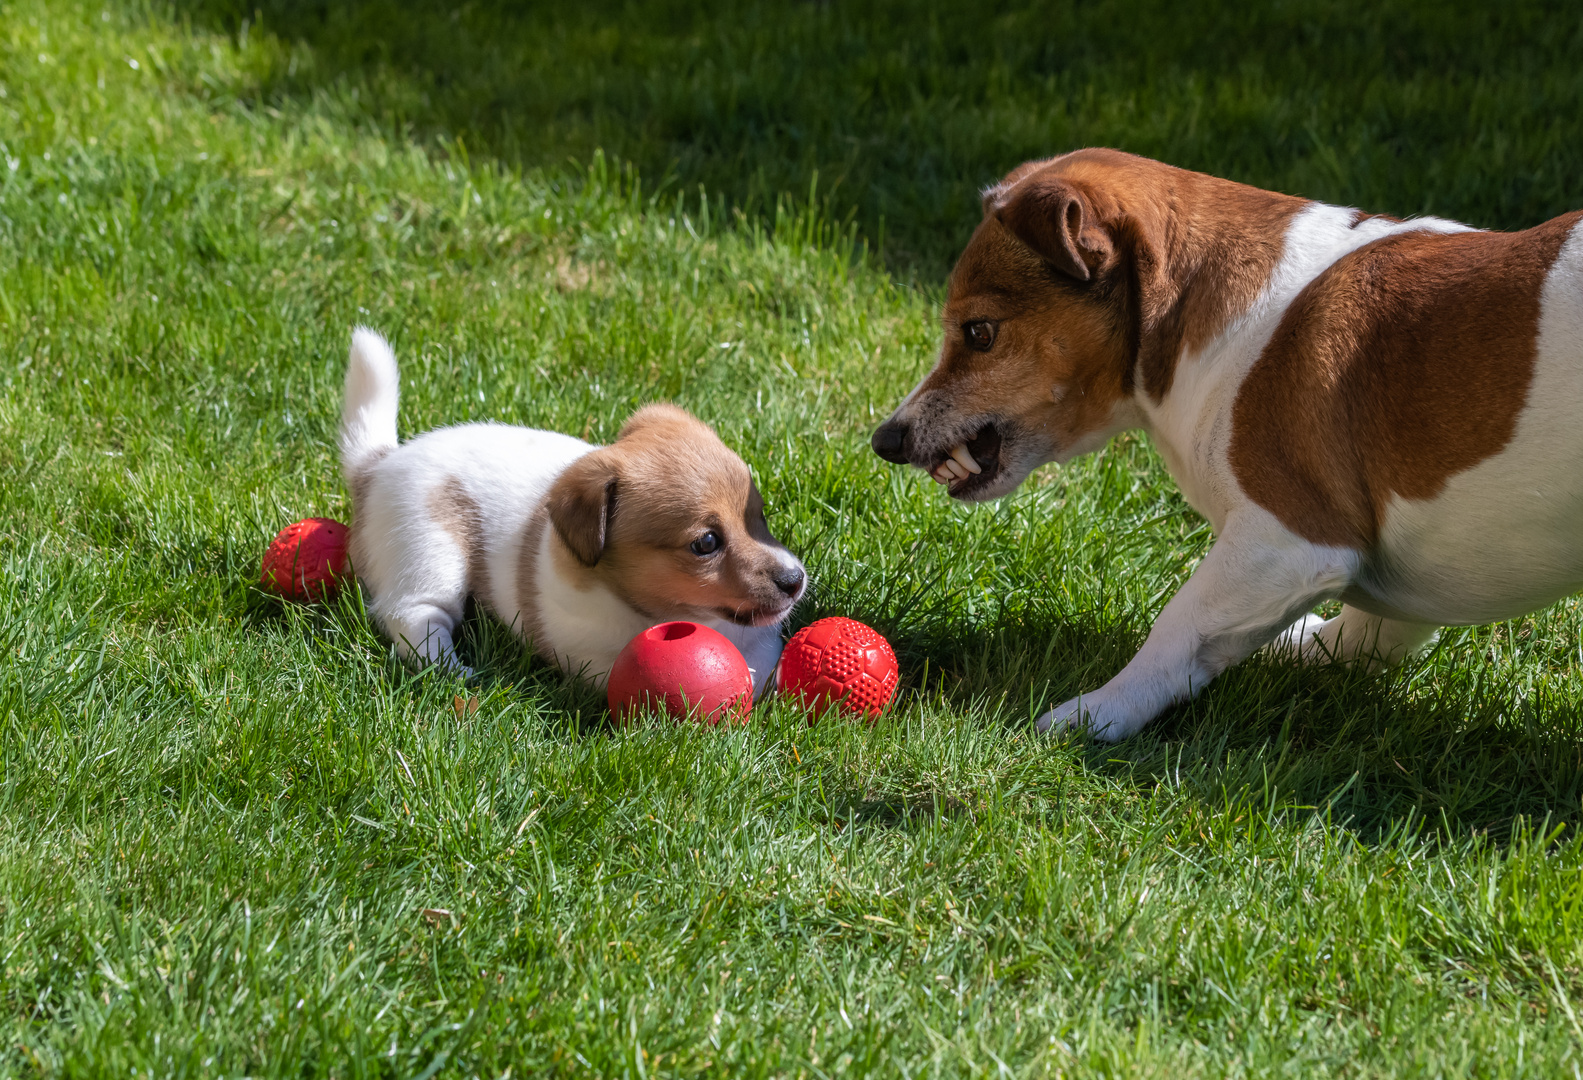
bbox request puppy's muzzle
[773,565,806,599]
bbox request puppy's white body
[342,330,789,693]
[872,149,1583,740]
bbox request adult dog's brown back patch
[1229,213,1581,548]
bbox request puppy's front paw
[431,653,475,681]
[1035,692,1136,743]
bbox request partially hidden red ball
[778,616,899,721]
[261,517,351,604]
[607,621,754,726]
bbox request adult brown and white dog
[342,329,805,692]
[871,148,1583,741]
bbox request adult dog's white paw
[1269,613,1328,661]
[1034,692,1136,743]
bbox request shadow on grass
[895,604,1583,840]
[1196,672,1578,834]
[1090,658,1583,841]
[173,0,1583,275]
[826,791,985,831]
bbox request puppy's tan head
[546,404,806,626]
[871,149,1184,500]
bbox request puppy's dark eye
[963,321,998,352]
[690,532,721,556]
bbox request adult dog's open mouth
[930,422,1003,498]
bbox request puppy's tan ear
[993,176,1112,282]
[547,452,619,566]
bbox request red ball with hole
[778,616,898,720]
[261,517,351,603]
[607,621,754,725]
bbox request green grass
[184,0,1583,276]
[6,0,1583,1075]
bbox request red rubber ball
[607,621,754,726]
[261,517,351,603]
[778,617,898,720]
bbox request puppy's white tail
[341,327,400,493]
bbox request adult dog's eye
[690,532,721,556]
[963,321,998,352]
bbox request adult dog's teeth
[931,467,950,484]
[950,444,981,474]
[943,458,967,480]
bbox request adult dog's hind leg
[1272,605,1437,668]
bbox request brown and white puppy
[341,328,805,691]
[873,148,1583,740]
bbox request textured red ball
[261,517,351,603]
[607,622,754,726]
[778,617,898,720]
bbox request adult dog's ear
[993,176,1112,282]
[548,452,619,566]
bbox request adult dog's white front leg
[1039,516,1359,741]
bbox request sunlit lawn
[5,1,1583,1075]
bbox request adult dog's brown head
[871,148,1301,499]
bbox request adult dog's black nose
[773,566,805,598]
[871,419,910,464]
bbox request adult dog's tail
[341,327,400,495]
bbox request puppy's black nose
[871,419,910,464]
[773,566,805,598]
